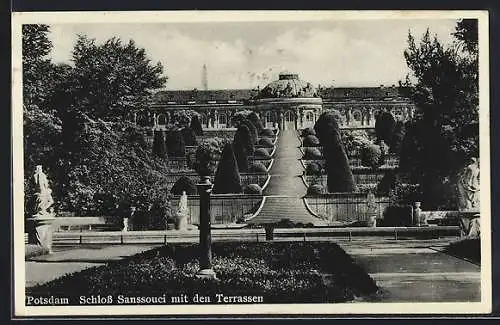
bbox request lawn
[27,242,378,304]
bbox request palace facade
[134,72,415,130]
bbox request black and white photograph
[12,11,491,316]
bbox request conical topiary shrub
[212,143,242,194]
[248,111,264,132]
[152,130,167,158]
[166,130,186,157]
[233,125,254,172]
[190,115,203,136]
[181,127,198,146]
[315,112,357,192]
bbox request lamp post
[196,176,216,279]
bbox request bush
[152,130,167,158]
[390,121,406,154]
[360,144,383,169]
[258,137,274,147]
[244,184,263,194]
[192,139,223,176]
[248,112,264,131]
[27,242,378,303]
[212,143,242,194]
[181,127,197,146]
[233,125,254,172]
[317,112,357,192]
[375,111,396,144]
[248,162,268,174]
[376,170,397,196]
[260,128,275,137]
[303,147,322,160]
[190,115,203,136]
[171,176,196,195]
[166,130,186,157]
[241,119,259,145]
[306,162,323,175]
[382,206,413,227]
[254,148,271,159]
[307,184,325,195]
[303,135,320,147]
[301,127,316,137]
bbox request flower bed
[27,242,378,304]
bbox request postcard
[12,10,491,317]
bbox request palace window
[218,113,227,125]
[305,112,314,122]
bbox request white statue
[365,192,378,227]
[457,158,480,211]
[33,165,54,218]
[176,191,189,230]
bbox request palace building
[135,72,415,130]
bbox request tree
[181,127,198,146]
[241,118,258,145]
[315,112,356,192]
[390,121,406,154]
[22,24,53,109]
[152,130,167,158]
[68,35,167,121]
[190,115,203,136]
[212,143,242,194]
[193,139,223,177]
[166,130,185,157]
[400,20,479,208]
[375,111,395,144]
[248,111,264,131]
[233,125,254,172]
[360,144,383,169]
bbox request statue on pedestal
[457,158,480,211]
[29,165,56,253]
[457,158,481,238]
[176,191,189,230]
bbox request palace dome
[258,73,318,99]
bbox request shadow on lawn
[441,238,481,266]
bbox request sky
[47,19,458,90]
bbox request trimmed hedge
[303,135,320,147]
[360,144,383,169]
[260,128,275,137]
[152,130,166,158]
[27,242,379,303]
[303,147,322,160]
[248,162,268,174]
[212,143,242,194]
[171,176,196,195]
[307,184,325,195]
[254,148,271,159]
[306,162,323,175]
[244,184,263,195]
[301,127,316,137]
[258,137,274,147]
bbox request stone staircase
[246,129,325,226]
[246,196,326,226]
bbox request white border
[12,10,491,317]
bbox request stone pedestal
[28,215,55,254]
[196,176,216,279]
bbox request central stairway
[247,129,326,226]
